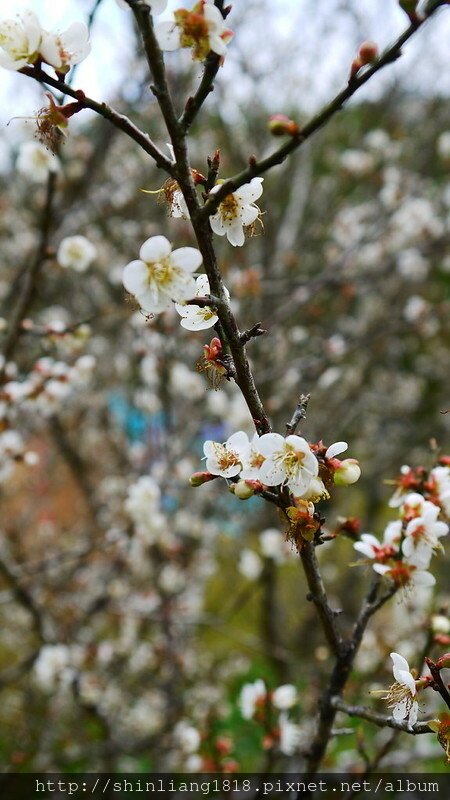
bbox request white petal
[325,441,348,459]
[180,315,216,331]
[227,431,250,454]
[195,274,210,294]
[257,433,285,458]
[138,287,172,314]
[390,652,410,681]
[155,20,181,51]
[392,698,408,721]
[236,177,264,203]
[408,701,419,726]
[210,214,226,237]
[122,260,148,295]
[226,224,245,247]
[139,235,172,263]
[208,34,228,57]
[258,460,286,487]
[239,205,259,226]
[353,542,377,558]
[413,570,435,587]
[169,247,203,274]
[373,564,390,576]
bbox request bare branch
[201,2,448,217]
[331,698,432,735]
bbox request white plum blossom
[239,679,266,719]
[373,562,436,588]
[209,178,264,247]
[278,713,302,755]
[175,275,229,331]
[0,10,41,70]
[34,644,71,691]
[238,549,263,580]
[353,522,401,562]
[156,1,233,61]
[57,236,97,273]
[40,22,91,72]
[125,476,161,526]
[256,433,319,496]
[272,684,298,710]
[122,235,202,314]
[116,0,168,12]
[259,528,289,564]
[385,652,419,726]
[240,433,266,481]
[174,721,201,754]
[17,141,59,182]
[402,503,448,568]
[203,430,250,478]
[429,465,450,516]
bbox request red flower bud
[189,471,217,487]
[268,114,300,137]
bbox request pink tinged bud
[233,480,255,500]
[358,41,379,65]
[268,114,300,137]
[189,471,217,487]
[436,653,450,669]
[333,459,361,486]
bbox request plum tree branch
[331,698,432,734]
[200,1,448,217]
[20,66,173,173]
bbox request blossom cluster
[353,458,449,590]
[0,10,90,73]
[239,680,302,756]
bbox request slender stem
[1,170,57,366]
[301,542,342,658]
[20,67,173,173]
[331,698,432,735]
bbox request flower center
[276,444,305,480]
[220,193,240,222]
[385,681,415,710]
[389,562,415,586]
[250,450,265,469]
[213,443,240,472]
[148,258,175,289]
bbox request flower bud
[358,41,379,65]
[268,114,300,137]
[333,458,361,486]
[299,477,330,503]
[189,471,216,487]
[431,614,450,634]
[233,480,255,500]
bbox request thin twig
[201,1,448,217]
[331,698,432,734]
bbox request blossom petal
[170,247,203,274]
[236,177,264,203]
[122,260,148,295]
[325,441,348,459]
[226,225,245,247]
[139,235,172,263]
[390,652,410,682]
[257,433,285,458]
[155,20,181,51]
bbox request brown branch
[304,577,398,778]
[240,322,267,346]
[180,52,222,132]
[1,170,57,366]
[201,1,448,218]
[301,542,343,658]
[20,66,173,173]
[331,698,432,735]
[128,1,272,434]
[286,394,310,436]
